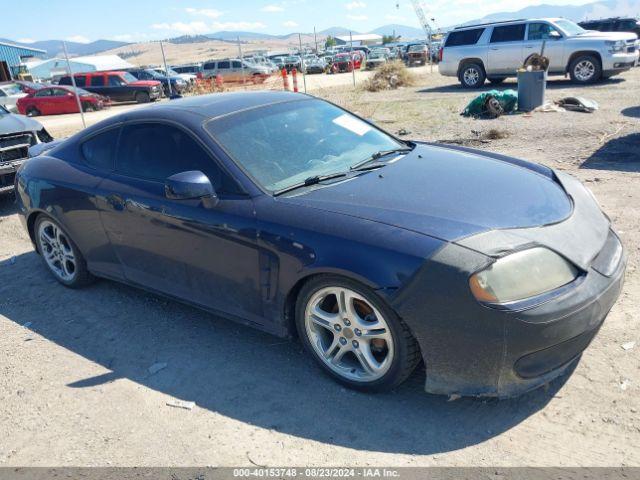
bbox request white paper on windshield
[332,114,371,136]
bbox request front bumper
[603,52,638,72]
[392,233,626,398]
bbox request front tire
[459,62,486,88]
[26,107,40,117]
[135,91,150,104]
[296,275,421,392]
[569,54,602,84]
[35,215,93,288]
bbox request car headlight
[606,40,625,53]
[469,248,579,304]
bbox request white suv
[439,18,639,88]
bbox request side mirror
[165,170,218,207]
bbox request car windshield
[144,69,164,79]
[206,99,404,193]
[164,68,180,76]
[1,84,22,95]
[121,72,138,83]
[0,105,8,115]
[554,19,587,36]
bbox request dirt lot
[0,67,639,467]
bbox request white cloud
[151,21,209,34]
[212,21,267,30]
[283,20,298,27]
[66,35,90,44]
[262,4,285,12]
[347,14,368,20]
[185,7,224,18]
[345,1,366,10]
[17,38,35,43]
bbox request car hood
[281,144,573,243]
[576,31,637,41]
[0,112,43,135]
[131,80,161,87]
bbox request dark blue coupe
[15,92,626,397]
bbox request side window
[116,123,238,193]
[528,23,560,41]
[51,88,69,97]
[203,62,216,70]
[490,24,526,43]
[74,76,86,87]
[108,75,125,86]
[90,76,105,87]
[34,89,51,97]
[232,61,242,68]
[445,28,485,47]
[58,77,71,86]
[81,128,119,171]
[217,61,230,69]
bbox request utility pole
[313,26,318,54]
[237,36,246,89]
[409,0,434,72]
[298,33,307,93]
[350,31,355,87]
[159,40,173,97]
[62,41,86,128]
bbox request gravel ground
[0,67,638,467]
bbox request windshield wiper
[273,172,347,196]
[350,146,413,171]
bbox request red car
[17,85,108,116]
[331,52,363,73]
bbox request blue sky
[7,0,596,43]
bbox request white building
[27,55,134,81]
[335,34,383,47]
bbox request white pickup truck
[439,18,639,88]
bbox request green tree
[382,34,401,44]
[325,35,337,48]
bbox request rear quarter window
[445,28,485,47]
[81,128,119,171]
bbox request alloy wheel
[304,286,395,382]
[574,60,596,82]
[37,220,77,282]
[463,67,480,86]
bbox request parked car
[202,59,271,83]
[407,44,429,66]
[58,71,162,103]
[282,56,302,72]
[0,83,28,113]
[125,67,187,96]
[440,18,639,88]
[154,67,197,85]
[365,50,389,69]
[16,86,108,117]
[302,56,328,74]
[170,63,204,79]
[15,91,626,397]
[579,17,640,37]
[0,104,52,194]
[331,53,356,73]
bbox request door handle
[106,193,125,211]
[525,45,534,49]
[490,47,499,51]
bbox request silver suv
[202,59,271,83]
[440,18,639,88]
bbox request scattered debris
[621,341,636,351]
[148,362,168,375]
[440,128,510,146]
[556,97,599,113]
[522,53,550,72]
[447,394,461,402]
[166,399,195,410]
[396,128,411,136]
[363,61,415,92]
[462,89,518,118]
[620,379,631,391]
[534,102,565,113]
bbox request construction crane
[398,0,435,69]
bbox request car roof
[453,17,564,30]
[126,91,308,120]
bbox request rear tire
[34,215,94,288]
[82,102,95,112]
[26,107,40,117]
[569,54,602,84]
[459,62,486,88]
[295,275,421,392]
[135,91,150,104]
